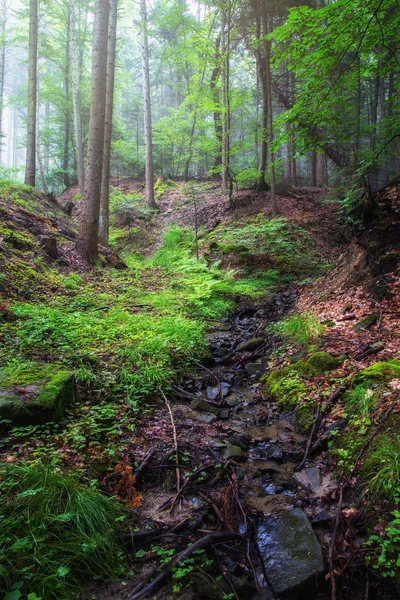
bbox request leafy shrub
[268,312,326,345]
[0,464,127,598]
[109,189,149,228]
[235,168,260,188]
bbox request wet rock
[223,445,247,462]
[219,409,230,419]
[245,362,262,377]
[228,433,251,450]
[236,337,265,353]
[191,412,218,424]
[245,492,295,514]
[220,382,231,397]
[294,467,321,492]
[190,397,220,416]
[206,386,220,400]
[311,510,332,526]
[256,507,325,597]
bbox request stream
[122,290,397,600]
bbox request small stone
[228,433,251,449]
[311,510,332,526]
[222,445,247,462]
[206,386,219,400]
[245,362,262,377]
[191,412,217,424]
[219,409,230,419]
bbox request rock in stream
[256,507,325,598]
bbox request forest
[0,0,400,599]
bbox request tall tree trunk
[77,0,110,263]
[25,0,38,187]
[311,150,317,186]
[140,0,156,209]
[62,9,71,189]
[0,0,6,166]
[99,0,118,246]
[221,7,230,194]
[209,36,222,178]
[263,18,277,215]
[71,0,85,194]
[36,107,49,194]
[316,152,327,187]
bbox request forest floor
[1,178,400,600]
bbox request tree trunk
[62,9,71,189]
[71,0,85,194]
[263,19,277,215]
[99,0,119,246]
[311,150,317,186]
[25,0,38,187]
[36,109,49,195]
[77,0,110,263]
[140,0,156,209]
[0,0,6,166]
[209,37,222,178]
[316,153,327,187]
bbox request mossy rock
[297,352,345,378]
[0,362,75,424]
[355,360,400,385]
[261,365,308,410]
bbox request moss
[352,313,378,332]
[297,352,345,377]
[220,243,250,255]
[296,402,315,433]
[0,362,75,423]
[355,360,400,384]
[262,365,308,410]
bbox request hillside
[1,179,400,600]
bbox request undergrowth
[0,463,127,599]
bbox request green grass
[268,312,326,345]
[0,464,127,599]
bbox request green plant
[268,312,326,345]
[363,434,400,504]
[367,511,400,577]
[345,384,378,417]
[0,464,127,598]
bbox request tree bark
[71,0,85,194]
[0,0,7,166]
[140,0,156,209]
[77,0,110,263]
[99,0,118,246]
[25,0,38,187]
[63,9,71,189]
[263,15,277,215]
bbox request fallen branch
[160,388,181,504]
[354,343,384,361]
[128,532,242,600]
[134,449,156,486]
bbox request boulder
[0,362,75,424]
[256,507,325,597]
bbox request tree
[77,0,110,263]
[25,0,38,187]
[140,0,156,209]
[99,0,119,246]
[70,0,85,194]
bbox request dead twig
[160,388,181,507]
[134,449,156,486]
[128,532,242,600]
